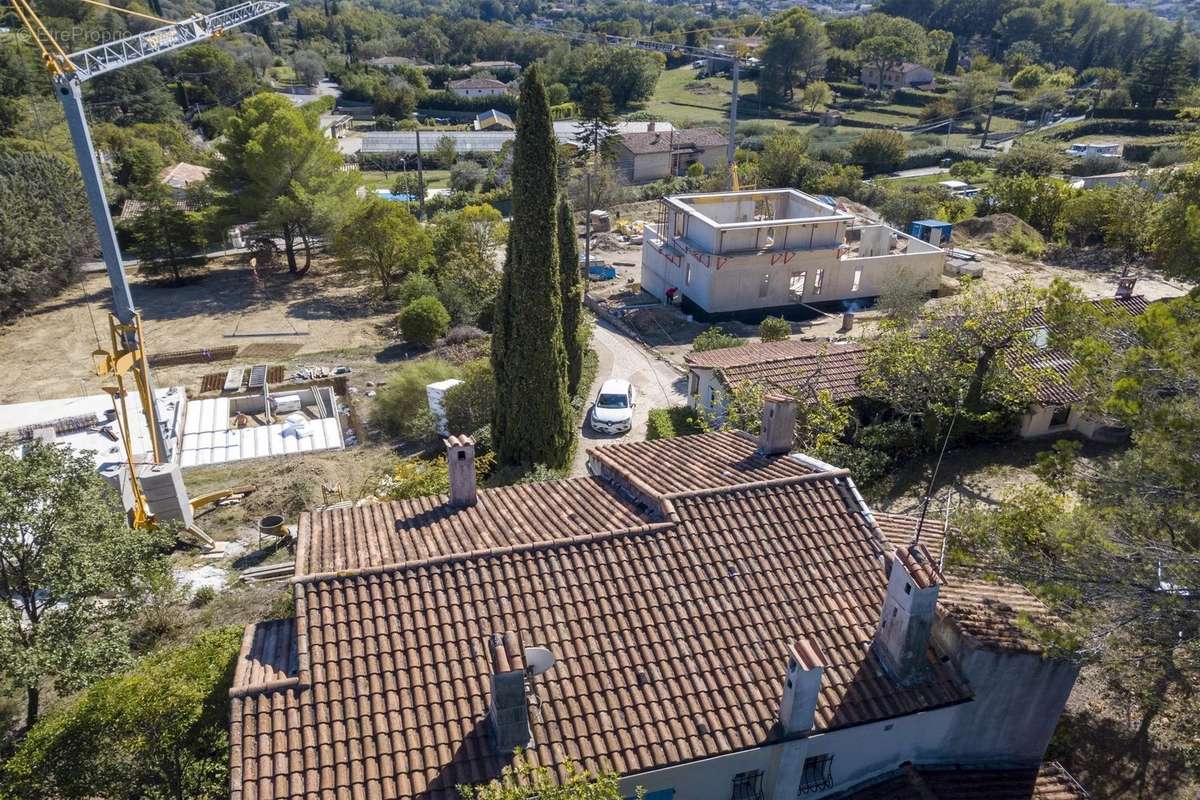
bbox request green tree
[856,36,919,94]
[557,197,585,396]
[333,197,431,298]
[574,84,618,162]
[86,64,179,125]
[2,626,243,800]
[124,184,210,285]
[291,50,326,87]
[990,174,1076,237]
[435,134,458,168]
[459,754,627,800]
[800,80,832,112]
[450,161,486,192]
[850,129,907,173]
[215,93,358,275]
[1148,156,1200,281]
[692,326,741,352]
[1129,19,1192,107]
[0,442,171,727]
[758,129,812,188]
[862,278,1041,431]
[399,295,451,346]
[759,8,829,104]
[444,358,495,435]
[993,138,1066,178]
[490,66,574,468]
[0,153,95,320]
[943,37,960,74]
[372,359,460,441]
[759,315,790,341]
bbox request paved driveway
[569,319,688,476]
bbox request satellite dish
[524,646,556,676]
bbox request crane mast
[10,0,285,529]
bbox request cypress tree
[557,197,585,397]
[943,39,959,75]
[490,65,574,469]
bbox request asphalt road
[569,319,688,477]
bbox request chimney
[446,435,477,508]
[647,120,656,132]
[779,639,826,734]
[875,545,942,682]
[488,632,531,753]
[1115,276,1136,299]
[840,311,855,333]
[759,393,797,456]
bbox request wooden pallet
[267,365,286,383]
[148,345,238,368]
[199,373,225,393]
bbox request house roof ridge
[292,518,678,586]
[660,466,852,501]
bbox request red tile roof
[617,128,727,155]
[230,433,982,800]
[687,341,868,403]
[937,577,1058,653]
[830,761,1089,799]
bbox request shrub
[1148,146,1187,168]
[190,585,217,608]
[371,359,459,441]
[443,358,494,435]
[399,296,451,347]
[850,130,907,174]
[758,316,791,342]
[647,406,706,440]
[395,272,438,308]
[994,228,1046,258]
[692,326,742,352]
[444,325,486,345]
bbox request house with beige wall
[642,189,945,321]
[613,127,728,184]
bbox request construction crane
[10,0,285,532]
[540,26,754,186]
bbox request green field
[637,66,797,129]
[359,168,452,191]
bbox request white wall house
[642,189,945,320]
[860,61,935,91]
[447,77,513,98]
[613,127,728,184]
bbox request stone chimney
[446,435,477,508]
[759,393,797,456]
[1115,276,1137,299]
[779,639,826,734]
[876,544,943,682]
[488,632,531,754]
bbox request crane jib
[56,1,288,82]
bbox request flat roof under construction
[179,393,344,468]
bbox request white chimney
[759,393,797,456]
[446,435,477,508]
[876,545,942,682]
[488,632,531,753]
[779,639,826,734]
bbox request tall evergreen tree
[943,38,959,74]
[490,66,574,468]
[574,84,618,162]
[557,197,585,396]
[1129,19,1191,107]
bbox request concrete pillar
[759,393,797,456]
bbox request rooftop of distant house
[448,76,511,90]
[615,127,728,155]
[686,339,868,402]
[229,424,1067,800]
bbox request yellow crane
[10,0,284,537]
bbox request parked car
[590,379,635,435]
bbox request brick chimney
[779,639,826,734]
[488,632,531,754]
[446,435,477,508]
[759,393,797,456]
[876,544,943,682]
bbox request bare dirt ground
[0,256,395,403]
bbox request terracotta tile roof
[230,433,976,800]
[617,127,727,155]
[937,576,1058,653]
[448,77,509,90]
[587,429,820,498]
[231,619,300,697]
[159,161,211,189]
[1024,294,1149,328]
[718,342,867,402]
[684,340,825,369]
[295,476,650,577]
[831,761,1089,799]
[873,512,949,563]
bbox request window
[813,269,825,296]
[789,271,806,302]
[758,272,771,298]
[798,754,834,795]
[673,212,687,238]
[730,770,765,800]
[1050,404,1072,427]
[851,267,862,293]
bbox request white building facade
[642,189,945,321]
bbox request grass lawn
[637,66,796,129]
[359,168,452,191]
[881,167,997,187]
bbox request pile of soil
[951,213,1043,248]
[626,306,693,337]
[590,233,625,252]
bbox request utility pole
[979,86,999,148]
[727,58,739,189]
[414,127,426,221]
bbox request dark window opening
[731,770,764,800]
[799,754,834,795]
[1050,405,1071,427]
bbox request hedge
[899,146,995,170]
[892,87,945,107]
[1042,119,1187,140]
[829,81,868,99]
[647,406,706,441]
[1091,107,1181,121]
[417,90,518,115]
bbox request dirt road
[570,319,688,476]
